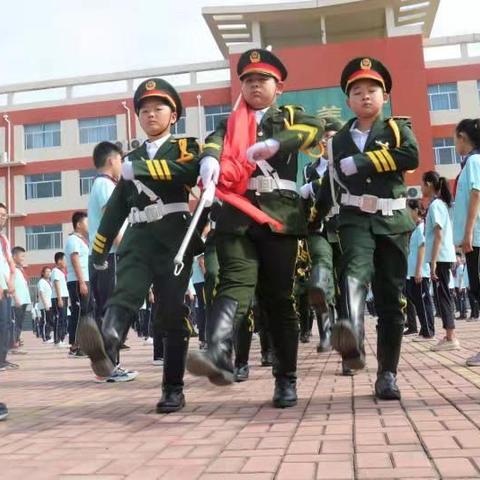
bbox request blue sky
[0,0,477,86]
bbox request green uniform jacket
[91,136,200,264]
[313,116,418,235]
[201,105,325,236]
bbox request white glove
[199,156,220,189]
[299,182,314,199]
[93,261,109,271]
[121,158,134,180]
[340,156,358,176]
[246,139,280,164]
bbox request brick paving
[2,318,480,479]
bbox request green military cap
[133,78,183,120]
[340,57,392,94]
[237,48,288,82]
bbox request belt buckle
[144,204,162,223]
[359,194,379,214]
[256,176,274,193]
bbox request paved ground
[2,318,480,480]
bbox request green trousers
[215,223,299,373]
[108,224,193,336]
[338,222,408,329]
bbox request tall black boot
[186,296,237,386]
[77,305,133,378]
[316,306,333,353]
[375,321,403,400]
[157,332,188,413]
[331,277,366,371]
[234,313,253,382]
[271,327,298,408]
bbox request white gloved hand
[93,261,109,271]
[299,182,314,199]
[246,139,280,164]
[340,156,358,176]
[121,158,134,180]
[199,156,220,189]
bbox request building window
[205,105,231,132]
[25,173,62,200]
[433,138,461,165]
[25,224,63,251]
[24,122,61,149]
[79,116,117,144]
[428,83,458,111]
[79,169,97,196]
[172,116,186,135]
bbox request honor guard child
[313,57,419,400]
[77,78,201,413]
[187,48,324,408]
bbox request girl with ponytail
[452,118,480,365]
[422,170,458,351]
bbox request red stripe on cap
[139,90,176,111]
[240,62,282,81]
[346,70,385,91]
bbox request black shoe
[187,297,236,386]
[261,350,273,367]
[299,332,310,344]
[120,343,130,350]
[156,387,185,414]
[0,402,8,421]
[273,375,297,408]
[342,360,358,376]
[316,309,332,352]
[375,371,401,400]
[403,328,418,336]
[234,364,249,382]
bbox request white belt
[340,193,406,216]
[247,176,297,194]
[128,202,189,224]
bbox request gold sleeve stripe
[160,160,172,180]
[93,240,105,252]
[366,151,383,172]
[287,124,317,149]
[373,150,390,171]
[203,142,221,150]
[146,160,159,179]
[96,233,107,242]
[152,160,165,180]
[94,237,105,247]
[381,149,397,171]
[92,243,104,254]
[388,118,401,148]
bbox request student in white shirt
[11,246,31,351]
[64,212,91,357]
[37,267,53,343]
[51,252,69,346]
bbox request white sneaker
[467,317,479,322]
[412,335,434,342]
[466,352,480,366]
[152,359,164,366]
[143,337,153,345]
[431,337,460,352]
[58,341,69,348]
[94,366,139,383]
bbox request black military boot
[331,277,366,371]
[375,322,403,400]
[186,296,236,386]
[234,313,253,382]
[271,327,298,408]
[316,306,333,353]
[259,327,273,366]
[77,305,133,378]
[157,332,188,413]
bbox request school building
[0,0,479,280]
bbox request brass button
[366,177,372,183]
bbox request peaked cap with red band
[341,57,392,94]
[134,78,183,120]
[237,48,288,82]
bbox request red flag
[215,98,284,232]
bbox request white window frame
[79,116,117,144]
[428,83,459,111]
[25,225,63,251]
[205,105,231,133]
[25,173,62,200]
[24,122,61,150]
[433,137,461,165]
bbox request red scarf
[215,98,284,232]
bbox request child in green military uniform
[78,78,200,413]
[313,57,418,399]
[187,48,324,408]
